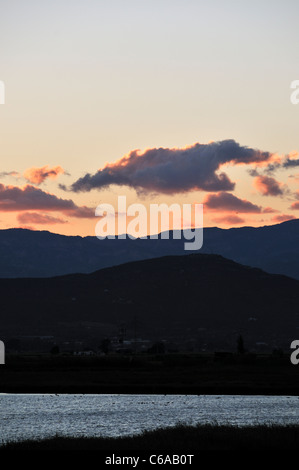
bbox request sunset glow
[1,1,299,236]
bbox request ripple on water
[0,394,299,444]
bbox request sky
[1,0,299,237]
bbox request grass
[2,423,299,450]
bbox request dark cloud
[203,192,262,213]
[282,158,299,169]
[0,184,95,218]
[257,155,299,175]
[247,168,260,177]
[253,176,284,196]
[67,140,273,195]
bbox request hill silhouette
[1,219,299,279]
[1,253,298,351]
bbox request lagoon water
[1,394,299,444]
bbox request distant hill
[1,253,298,351]
[1,219,299,279]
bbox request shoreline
[1,386,299,396]
[2,353,299,396]
[2,423,299,451]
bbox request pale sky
[1,0,299,236]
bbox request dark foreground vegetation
[2,423,299,450]
[1,352,299,395]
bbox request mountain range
[1,219,299,279]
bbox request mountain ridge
[1,219,299,279]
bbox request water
[1,394,299,444]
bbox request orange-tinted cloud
[253,176,284,196]
[262,206,279,214]
[67,140,275,195]
[288,191,299,211]
[17,212,68,225]
[212,215,245,225]
[272,214,296,223]
[18,225,35,231]
[24,165,65,185]
[203,192,262,213]
[0,184,94,218]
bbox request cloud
[281,158,299,169]
[203,192,262,213]
[0,184,95,218]
[253,176,284,196]
[212,215,245,225]
[18,225,35,231]
[0,171,20,178]
[272,214,296,223]
[288,191,299,211]
[24,165,66,185]
[262,206,279,214]
[247,168,260,177]
[65,206,96,218]
[252,152,299,175]
[67,140,275,195]
[17,212,68,225]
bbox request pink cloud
[253,176,284,196]
[24,166,65,185]
[17,212,68,225]
[0,184,95,218]
[262,206,279,214]
[272,214,296,223]
[203,192,262,213]
[212,215,245,225]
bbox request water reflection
[1,394,299,444]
